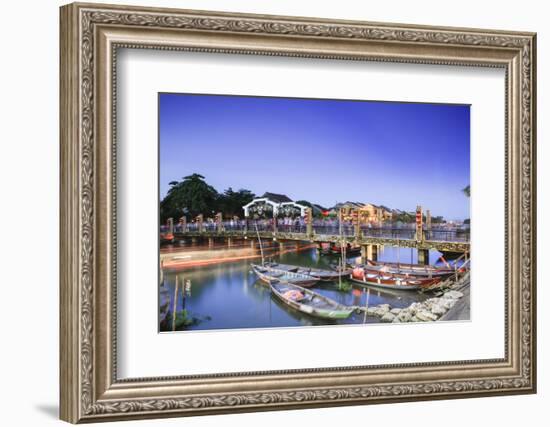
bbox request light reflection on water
[160,245,448,332]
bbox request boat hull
[364,259,455,277]
[265,262,352,282]
[349,268,440,291]
[270,282,354,320]
[251,264,319,287]
[349,276,422,291]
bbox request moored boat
[363,259,456,277]
[160,232,174,244]
[264,262,353,281]
[319,243,361,257]
[251,264,319,287]
[270,282,354,319]
[349,267,441,291]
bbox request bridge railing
[170,220,469,243]
[424,229,470,242]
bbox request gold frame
[60,2,537,423]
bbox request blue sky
[159,93,470,220]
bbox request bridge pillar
[418,248,429,265]
[250,240,256,249]
[371,244,378,261]
[179,217,186,232]
[415,206,424,242]
[361,245,378,261]
[227,238,233,248]
[167,218,174,234]
[426,210,431,231]
[353,209,361,239]
[305,207,313,237]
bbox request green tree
[219,187,255,218]
[392,212,415,223]
[462,185,470,198]
[160,174,219,222]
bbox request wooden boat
[160,232,174,244]
[270,282,354,319]
[349,267,441,291]
[264,262,353,281]
[363,259,456,277]
[251,264,319,287]
[319,244,361,257]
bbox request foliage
[392,212,415,223]
[160,174,219,222]
[218,187,256,218]
[337,281,352,292]
[431,215,445,224]
[175,310,194,329]
[160,174,255,223]
[462,185,470,198]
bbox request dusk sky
[159,93,470,220]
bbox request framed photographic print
[60,2,537,423]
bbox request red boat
[363,259,456,277]
[160,232,174,244]
[349,267,441,291]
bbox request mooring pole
[172,276,179,332]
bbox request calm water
[159,243,449,332]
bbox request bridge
[164,201,469,264]
[168,222,470,264]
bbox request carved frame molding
[60,2,536,423]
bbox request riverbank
[355,273,471,323]
[439,277,470,321]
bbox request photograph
[158,93,471,332]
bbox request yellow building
[335,202,392,223]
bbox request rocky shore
[362,287,469,323]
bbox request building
[330,202,392,223]
[243,192,307,218]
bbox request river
[159,240,450,332]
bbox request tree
[160,174,219,222]
[462,185,470,198]
[432,215,445,224]
[218,187,255,218]
[392,212,415,223]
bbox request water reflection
[160,246,441,332]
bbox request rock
[380,312,396,323]
[409,302,423,314]
[366,307,378,316]
[397,311,412,322]
[392,317,402,323]
[411,316,419,322]
[445,290,464,299]
[416,310,438,321]
[431,303,447,316]
[390,308,402,315]
[372,304,391,317]
[442,299,457,309]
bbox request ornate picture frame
[60,2,536,423]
